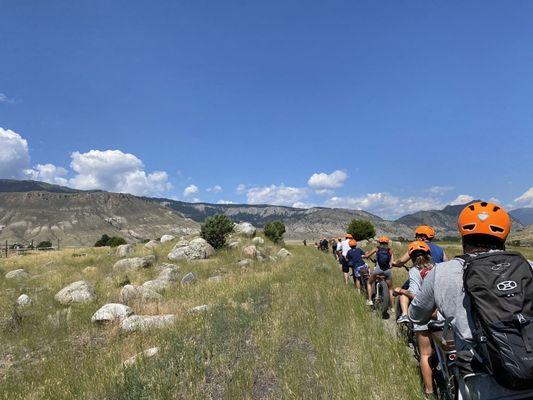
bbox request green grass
[9,238,527,399]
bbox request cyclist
[394,225,447,321]
[339,234,354,284]
[409,201,533,398]
[346,239,368,292]
[365,237,394,306]
[395,241,435,397]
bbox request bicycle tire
[376,281,389,318]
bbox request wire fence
[0,239,61,258]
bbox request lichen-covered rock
[167,238,214,261]
[180,272,197,285]
[156,266,179,282]
[16,294,32,307]
[116,244,134,257]
[160,234,176,243]
[142,279,170,293]
[120,285,163,304]
[120,315,175,333]
[243,245,258,258]
[91,303,133,323]
[234,222,256,237]
[144,240,160,249]
[55,281,97,305]
[113,255,155,272]
[5,269,30,280]
[252,237,265,245]
[277,248,293,258]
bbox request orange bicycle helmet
[345,233,353,239]
[457,201,511,240]
[348,239,357,247]
[377,236,390,244]
[415,225,436,240]
[408,241,431,256]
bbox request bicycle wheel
[375,281,389,318]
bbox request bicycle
[368,258,390,319]
[393,289,420,361]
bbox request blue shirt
[346,248,366,268]
[427,242,445,263]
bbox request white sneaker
[366,300,373,306]
[397,315,410,324]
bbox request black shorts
[401,279,409,290]
[341,257,349,273]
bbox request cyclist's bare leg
[366,275,374,301]
[386,279,394,308]
[343,272,350,285]
[400,295,409,315]
[417,331,434,395]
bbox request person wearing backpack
[365,236,394,306]
[395,241,435,397]
[339,234,354,284]
[409,201,533,399]
[345,239,368,292]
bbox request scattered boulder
[252,237,265,245]
[113,255,155,273]
[120,285,163,304]
[16,294,32,307]
[228,241,240,249]
[156,266,179,282]
[139,287,163,302]
[189,304,210,314]
[120,285,139,304]
[120,314,175,333]
[243,245,258,258]
[167,238,214,261]
[277,248,293,259]
[116,244,135,257]
[160,234,176,243]
[123,347,159,367]
[91,303,133,323]
[234,222,256,237]
[180,272,197,285]
[55,281,97,305]
[5,269,30,280]
[144,240,160,249]
[238,259,252,268]
[142,279,170,293]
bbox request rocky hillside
[0,191,199,247]
[148,199,414,240]
[509,208,533,225]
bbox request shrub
[264,221,286,244]
[346,220,376,241]
[201,214,234,249]
[36,240,52,249]
[94,234,126,247]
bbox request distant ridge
[0,179,98,194]
[509,208,533,226]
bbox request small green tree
[107,237,127,247]
[36,240,52,249]
[94,234,111,247]
[201,214,234,249]
[346,220,376,241]
[264,221,286,244]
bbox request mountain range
[0,179,528,246]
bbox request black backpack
[376,247,392,270]
[460,251,533,390]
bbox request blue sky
[1,0,532,219]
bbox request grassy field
[2,237,529,399]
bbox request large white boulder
[5,269,30,280]
[116,244,134,257]
[16,294,32,307]
[91,303,133,323]
[120,315,176,333]
[119,285,162,304]
[277,248,293,259]
[156,266,179,282]
[160,234,176,243]
[234,222,256,237]
[252,237,265,245]
[55,281,97,305]
[113,255,155,273]
[167,238,214,261]
[144,240,160,249]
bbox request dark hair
[410,252,432,268]
[462,234,505,254]
[415,234,432,242]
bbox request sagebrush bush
[36,240,52,249]
[94,234,126,247]
[264,221,286,244]
[347,219,376,241]
[201,214,234,249]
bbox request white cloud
[450,194,475,206]
[217,199,234,205]
[308,170,347,190]
[0,93,15,104]
[246,184,308,206]
[515,187,533,207]
[68,149,171,196]
[0,127,31,179]
[325,192,445,219]
[427,185,454,195]
[315,188,334,196]
[236,184,247,195]
[25,163,68,185]
[183,184,199,197]
[206,185,222,193]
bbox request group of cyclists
[325,201,533,400]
